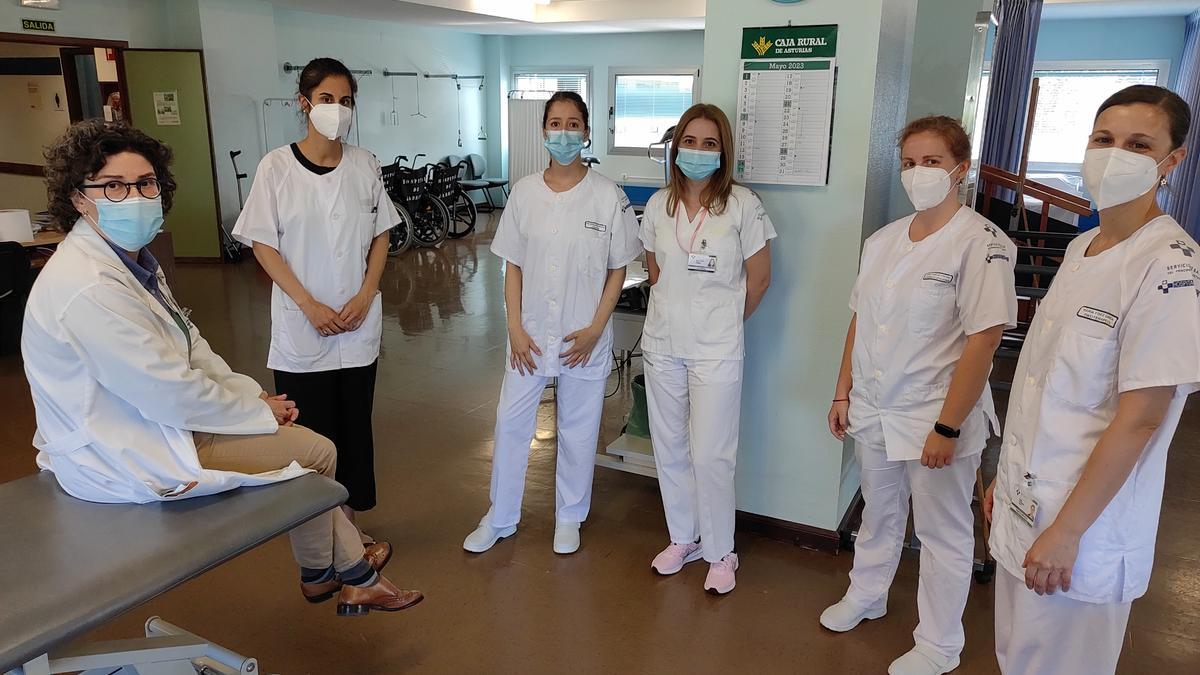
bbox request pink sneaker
[650,542,703,575]
[704,553,739,595]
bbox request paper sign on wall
[27,81,41,111]
[153,91,181,126]
[735,24,838,186]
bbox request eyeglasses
[79,178,163,203]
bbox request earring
[1161,176,1170,188]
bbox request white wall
[498,30,705,186]
[704,0,916,531]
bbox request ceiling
[266,0,704,35]
[1043,0,1200,19]
[265,0,1195,34]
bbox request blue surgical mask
[544,130,586,165]
[82,193,164,250]
[675,148,721,181]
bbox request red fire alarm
[105,48,116,61]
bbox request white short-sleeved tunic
[638,185,777,361]
[490,170,642,381]
[991,215,1200,604]
[232,144,399,373]
[848,206,1018,460]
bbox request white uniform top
[490,169,641,381]
[991,216,1200,604]
[23,222,307,504]
[232,144,399,373]
[848,206,1018,460]
[639,185,777,360]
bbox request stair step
[1016,264,1060,276]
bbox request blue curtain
[1165,10,1200,237]
[980,0,1044,176]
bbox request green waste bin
[626,374,651,438]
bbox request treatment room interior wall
[194,0,488,229]
[0,0,169,48]
[703,0,917,532]
[1034,17,1188,88]
[497,30,705,186]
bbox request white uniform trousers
[487,370,606,529]
[845,441,981,660]
[643,352,743,563]
[995,569,1131,675]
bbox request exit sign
[21,19,57,33]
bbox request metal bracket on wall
[425,74,485,91]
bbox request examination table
[0,471,347,674]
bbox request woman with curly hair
[22,119,422,616]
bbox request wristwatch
[933,422,961,439]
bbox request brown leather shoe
[336,575,423,616]
[301,576,341,604]
[364,541,393,572]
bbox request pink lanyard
[674,202,708,254]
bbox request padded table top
[0,472,347,671]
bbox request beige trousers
[194,426,364,572]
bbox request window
[512,69,590,107]
[975,60,1168,171]
[608,68,700,155]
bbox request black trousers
[274,361,378,511]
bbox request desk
[21,231,66,248]
[0,472,347,674]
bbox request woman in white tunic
[234,58,397,525]
[986,85,1198,675]
[24,119,420,615]
[820,116,1017,675]
[462,92,641,555]
[642,104,775,595]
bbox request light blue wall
[704,0,916,531]
[1035,17,1188,87]
[0,0,169,47]
[497,30,705,185]
[195,0,488,227]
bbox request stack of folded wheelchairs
[381,153,506,255]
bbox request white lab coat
[21,221,306,504]
[639,186,776,562]
[232,144,399,373]
[848,206,1018,460]
[490,169,642,381]
[991,215,1200,605]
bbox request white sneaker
[819,596,887,632]
[462,517,517,553]
[888,645,959,675]
[553,522,580,554]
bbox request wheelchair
[383,155,450,250]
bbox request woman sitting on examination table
[462,91,641,556]
[21,120,421,617]
[233,58,395,535]
[822,115,1016,675]
[641,103,775,595]
[986,85,1199,675]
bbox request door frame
[0,31,129,176]
[123,48,224,263]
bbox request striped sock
[300,565,335,584]
[339,559,379,588]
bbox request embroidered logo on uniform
[986,242,1010,264]
[584,221,608,233]
[1170,240,1195,257]
[984,225,999,237]
[1157,278,1196,294]
[619,194,632,213]
[1077,306,1118,327]
[922,272,954,284]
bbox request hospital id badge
[687,253,717,273]
[1009,478,1039,528]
